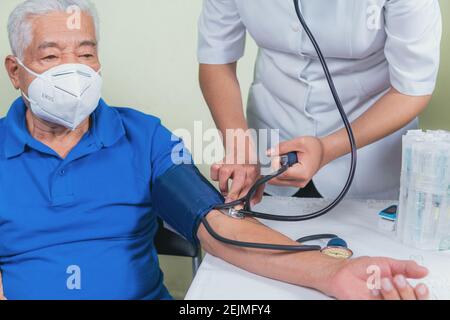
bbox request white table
[186,197,450,300]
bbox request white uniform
[198,0,442,200]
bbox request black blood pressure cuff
[152,164,224,245]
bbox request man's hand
[326,257,430,300]
[0,271,6,300]
[211,161,264,205]
[267,137,326,188]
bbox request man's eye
[43,55,57,61]
[81,54,94,58]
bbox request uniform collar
[3,97,126,159]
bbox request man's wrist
[293,250,347,296]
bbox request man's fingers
[369,289,383,300]
[388,259,429,279]
[414,283,430,300]
[393,275,416,300]
[380,278,401,300]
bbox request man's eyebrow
[79,40,97,48]
[38,41,60,50]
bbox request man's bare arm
[198,210,342,293]
[197,210,430,300]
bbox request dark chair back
[154,218,202,277]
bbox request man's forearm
[197,210,344,296]
[321,87,432,166]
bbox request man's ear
[5,55,21,90]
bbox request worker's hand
[0,271,6,300]
[267,137,326,188]
[211,160,264,205]
[326,257,430,300]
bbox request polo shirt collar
[3,97,126,159]
[91,98,126,148]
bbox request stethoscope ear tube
[202,0,358,253]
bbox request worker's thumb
[267,139,304,157]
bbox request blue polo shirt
[0,97,218,300]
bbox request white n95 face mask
[16,59,103,130]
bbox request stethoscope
[200,0,358,255]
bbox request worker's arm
[268,88,432,187]
[198,210,430,300]
[199,63,262,204]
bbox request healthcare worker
[198,0,442,201]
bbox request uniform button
[60,169,66,176]
[291,23,300,32]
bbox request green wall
[422,0,450,130]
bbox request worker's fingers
[237,176,265,206]
[218,167,233,196]
[414,283,430,300]
[393,275,416,300]
[268,162,309,187]
[267,139,305,157]
[210,162,223,181]
[269,157,313,184]
[276,166,308,181]
[269,156,282,172]
[387,259,429,279]
[268,177,307,188]
[226,171,247,202]
[380,278,401,300]
[250,185,265,206]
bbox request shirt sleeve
[384,0,442,96]
[150,122,190,184]
[198,0,247,64]
[150,122,223,245]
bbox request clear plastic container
[396,130,450,251]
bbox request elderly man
[0,0,431,300]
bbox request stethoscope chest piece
[320,238,353,259]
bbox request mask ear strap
[15,58,41,78]
[20,90,35,105]
[21,90,30,101]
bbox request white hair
[7,0,100,60]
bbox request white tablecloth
[186,197,450,300]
